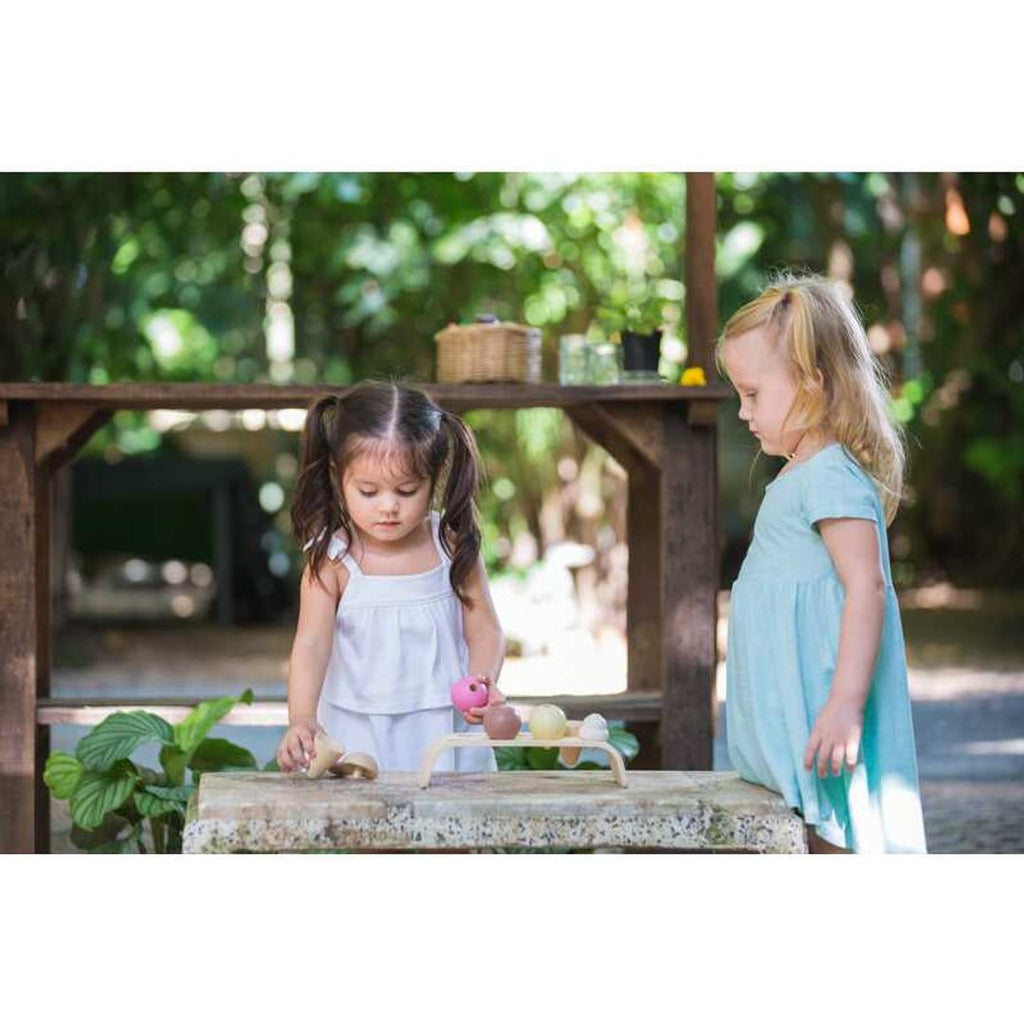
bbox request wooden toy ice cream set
[303,675,628,788]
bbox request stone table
[183,770,808,853]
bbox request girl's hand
[804,697,863,778]
[277,720,318,773]
[463,676,506,725]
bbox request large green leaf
[607,726,639,763]
[173,689,254,758]
[135,784,193,819]
[495,747,529,771]
[525,746,560,770]
[43,751,83,799]
[160,744,189,787]
[69,761,138,831]
[143,783,194,802]
[188,737,257,773]
[75,711,174,771]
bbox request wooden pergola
[0,173,723,853]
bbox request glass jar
[558,334,590,385]
[588,341,621,385]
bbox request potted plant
[598,293,666,378]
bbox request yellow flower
[680,366,707,386]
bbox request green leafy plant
[597,289,666,337]
[43,689,273,853]
[495,724,640,772]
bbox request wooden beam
[685,172,719,379]
[687,399,720,427]
[659,404,717,769]
[564,406,642,476]
[564,403,664,475]
[35,404,111,471]
[0,402,38,852]
[594,402,664,466]
[0,381,733,411]
[37,692,665,726]
[36,700,292,727]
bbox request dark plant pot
[621,330,662,373]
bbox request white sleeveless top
[318,512,469,714]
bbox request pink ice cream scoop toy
[451,674,490,713]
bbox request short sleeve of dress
[801,451,879,528]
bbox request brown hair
[291,381,484,605]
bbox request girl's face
[340,447,432,545]
[721,327,802,458]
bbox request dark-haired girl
[277,382,507,774]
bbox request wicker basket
[435,317,542,383]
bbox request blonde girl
[718,274,927,853]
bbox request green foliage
[69,761,138,831]
[4,171,1021,581]
[75,711,174,770]
[597,288,668,336]
[173,691,254,760]
[42,751,83,799]
[43,690,257,853]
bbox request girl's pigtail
[438,409,482,606]
[292,394,345,587]
[779,287,828,441]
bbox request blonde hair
[718,272,905,524]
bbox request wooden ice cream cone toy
[560,721,583,767]
[335,752,379,780]
[306,731,345,779]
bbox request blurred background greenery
[2,172,1021,634]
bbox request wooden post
[0,402,39,852]
[660,403,717,769]
[654,171,720,770]
[685,172,719,378]
[34,460,52,853]
[626,468,662,692]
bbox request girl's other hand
[803,697,863,778]
[277,721,318,772]
[462,676,506,725]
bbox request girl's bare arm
[460,555,507,722]
[803,518,886,776]
[287,562,346,724]
[819,517,886,711]
[277,561,346,771]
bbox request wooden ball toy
[529,703,568,741]
[578,713,609,743]
[483,704,522,740]
[451,675,490,713]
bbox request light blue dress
[726,444,927,853]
